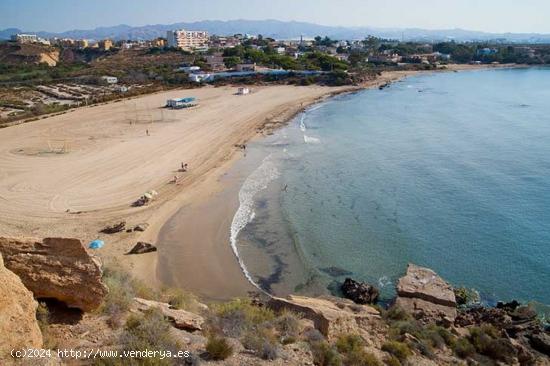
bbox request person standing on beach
[146,129,149,136]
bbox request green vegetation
[100,262,199,327]
[336,335,382,366]
[205,335,234,360]
[94,308,182,366]
[454,286,480,306]
[381,341,412,362]
[310,340,343,366]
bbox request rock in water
[0,253,43,359]
[0,237,108,312]
[341,278,379,304]
[128,241,157,255]
[395,263,457,324]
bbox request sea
[229,67,550,312]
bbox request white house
[101,76,118,84]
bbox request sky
[1,0,549,34]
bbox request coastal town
[2,27,550,125]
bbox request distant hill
[2,19,550,43]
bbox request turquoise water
[234,68,550,306]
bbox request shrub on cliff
[452,337,476,359]
[383,306,412,322]
[242,325,280,360]
[310,340,343,366]
[274,309,302,342]
[468,325,516,363]
[209,298,275,337]
[205,335,234,361]
[160,287,200,312]
[100,263,161,327]
[336,334,381,366]
[381,341,412,362]
[115,308,181,366]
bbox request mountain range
[2,19,550,43]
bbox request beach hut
[88,239,104,249]
[237,87,250,95]
[166,97,197,109]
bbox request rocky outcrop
[268,295,381,341]
[341,277,379,304]
[127,242,157,255]
[101,221,126,234]
[0,253,43,360]
[0,237,108,312]
[133,223,149,232]
[395,264,457,323]
[133,298,204,332]
[529,332,550,356]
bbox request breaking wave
[230,154,280,292]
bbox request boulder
[0,254,43,360]
[341,277,379,305]
[529,332,550,356]
[133,298,204,332]
[100,221,126,234]
[127,242,157,255]
[455,306,512,328]
[395,264,457,323]
[268,295,381,341]
[133,223,149,232]
[0,237,108,312]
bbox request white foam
[378,275,392,288]
[304,135,321,144]
[229,154,280,292]
[307,104,323,112]
[299,114,307,132]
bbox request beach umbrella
[88,239,104,249]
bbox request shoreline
[152,63,520,301]
[0,64,526,302]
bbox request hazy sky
[1,0,549,34]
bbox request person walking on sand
[146,129,149,136]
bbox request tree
[224,56,241,69]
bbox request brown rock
[268,295,380,340]
[0,253,43,360]
[0,237,108,312]
[397,264,457,307]
[395,264,457,323]
[100,221,126,234]
[133,298,204,332]
[127,241,157,255]
[341,277,379,305]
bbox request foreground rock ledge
[0,253,43,360]
[268,294,381,341]
[133,298,204,332]
[0,237,108,312]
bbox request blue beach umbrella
[88,239,104,249]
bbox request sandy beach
[0,81,371,293]
[0,65,510,300]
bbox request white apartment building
[166,29,209,51]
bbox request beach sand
[0,65,510,300]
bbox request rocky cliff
[0,253,42,361]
